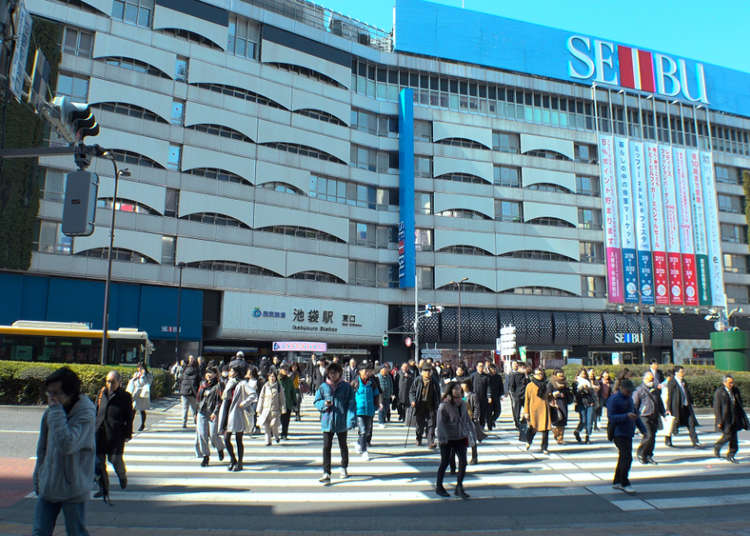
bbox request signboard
[630,141,654,304]
[498,325,517,356]
[599,136,624,303]
[398,88,416,288]
[659,145,684,305]
[614,137,638,303]
[272,341,327,353]
[395,0,750,118]
[699,152,725,307]
[687,150,711,305]
[673,148,699,306]
[220,292,388,342]
[420,348,442,360]
[646,143,669,305]
[614,332,644,344]
[9,3,32,101]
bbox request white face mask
[644,380,654,388]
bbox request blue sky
[316,0,750,73]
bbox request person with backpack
[352,361,382,461]
[314,362,356,483]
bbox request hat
[358,361,373,371]
[420,363,433,371]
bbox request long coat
[524,380,551,432]
[396,370,414,405]
[666,377,694,425]
[714,385,750,432]
[96,387,134,455]
[218,379,256,433]
[257,381,286,428]
[127,371,152,411]
[179,365,200,397]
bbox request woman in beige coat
[257,372,286,446]
[524,368,551,454]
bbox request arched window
[288,271,345,284]
[267,63,346,89]
[77,248,157,264]
[526,217,575,228]
[185,261,281,276]
[261,142,346,165]
[526,183,573,194]
[499,250,577,262]
[294,109,347,126]
[91,102,167,123]
[184,168,251,186]
[524,149,572,161]
[257,226,344,243]
[191,83,287,110]
[187,124,253,143]
[97,57,171,79]
[109,150,164,169]
[436,282,494,293]
[501,286,576,297]
[158,28,223,50]
[437,245,493,256]
[437,209,491,220]
[259,182,304,195]
[181,213,250,229]
[435,138,489,150]
[435,173,491,185]
[97,198,159,215]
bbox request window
[721,223,747,243]
[582,276,606,297]
[718,194,744,214]
[227,15,259,59]
[294,109,346,126]
[260,182,303,195]
[97,198,158,215]
[503,286,575,297]
[417,266,434,289]
[92,102,167,123]
[414,156,432,177]
[578,208,602,230]
[500,250,576,262]
[309,174,398,212]
[414,120,432,141]
[175,56,188,82]
[167,145,181,171]
[350,222,376,248]
[62,27,93,57]
[187,260,280,276]
[436,173,488,185]
[529,217,575,228]
[436,137,487,150]
[259,225,345,243]
[56,73,88,100]
[439,245,492,256]
[527,183,573,194]
[438,209,490,220]
[161,236,175,265]
[574,143,597,163]
[101,57,170,78]
[576,175,600,196]
[724,254,748,273]
[171,100,184,126]
[376,264,399,288]
[579,241,604,263]
[415,192,433,215]
[726,284,749,304]
[112,0,153,27]
[415,229,433,251]
[525,149,570,161]
[36,221,72,254]
[495,200,522,222]
[492,131,520,153]
[187,124,252,142]
[165,188,179,217]
[349,261,377,287]
[184,213,250,229]
[715,165,740,185]
[186,168,250,186]
[494,165,520,187]
[351,109,398,136]
[78,248,156,264]
[40,169,66,202]
[193,83,285,110]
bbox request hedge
[549,364,750,408]
[0,361,173,405]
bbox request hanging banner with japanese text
[700,152,725,307]
[615,137,639,303]
[659,145,684,305]
[687,150,711,305]
[599,136,624,303]
[646,143,669,305]
[673,148,699,306]
[630,140,654,304]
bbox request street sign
[272,341,327,353]
[420,348,442,360]
[498,325,516,356]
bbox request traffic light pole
[99,155,122,365]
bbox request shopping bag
[660,414,675,434]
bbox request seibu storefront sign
[220,292,388,343]
[567,36,708,103]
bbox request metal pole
[100,158,120,365]
[639,304,647,363]
[175,263,184,362]
[457,282,462,363]
[414,270,419,361]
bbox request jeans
[613,435,633,486]
[356,415,373,452]
[33,498,89,536]
[637,416,658,460]
[322,431,348,474]
[378,404,391,424]
[195,413,224,457]
[437,439,467,488]
[576,405,595,437]
[181,395,197,425]
[715,427,739,458]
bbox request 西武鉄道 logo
[567,35,708,104]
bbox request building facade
[11,0,750,366]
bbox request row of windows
[92,101,167,123]
[187,123,253,143]
[294,109,347,127]
[260,226,343,243]
[351,108,398,137]
[183,213,249,229]
[309,174,398,212]
[185,167,250,185]
[436,171,600,196]
[269,63,345,89]
[264,142,344,164]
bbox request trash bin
[710,330,750,371]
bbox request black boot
[435,485,449,497]
[665,436,673,447]
[574,430,581,443]
[455,484,470,499]
[227,458,237,471]
[201,456,209,467]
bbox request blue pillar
[398,88,416,288]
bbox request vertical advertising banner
[629,141,654,304]
[599,136,624,303]
[687,150,711,305]
[614,137,639,303]
[398,89,416,288]
[700,152,725,307]
[659,146,684,305]
[673,148,699,306]
[646,143,669,305]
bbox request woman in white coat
[257,372,286,446]
[218,364,254,471]
[126,362,152,431]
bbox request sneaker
[646,456,658,465]
[727,456,739,464]
[355,443,362,454]
[339,468,349,479]
[612,483,624,491]
[378,424,386,429]
[525,443,531,451]
[319,473,331,483]
[361,451,369,461]
[541,449,550,455]
[622,486,636,494]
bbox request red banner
[652,252,669,305]
[681,254,699,306]
[667,252,684,305]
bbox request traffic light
[51,96,100,143]
[382,333,389,347]
[62,170,99,236]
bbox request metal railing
[242,0,392,52]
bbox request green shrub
[547,364,750,408]
[0,361,174,405]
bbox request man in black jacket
[664,366,700,447]
[180,355,201,428]
[507,361,528,431]
[409,364,441,447]
[396,362,414,422]
[471,362,491,430]
[487,363,505,430]
[714,374,750,463]
[311,357,328,394]
[96,371,134,493]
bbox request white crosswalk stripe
[79,397,750,511]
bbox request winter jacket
[396,370,414,404]
[353,376,380,417]
[218,378,256,433]
[126,371,152,411]
[408,376,441,412]
[279,375,297,412]
[574,377,598,411]
[607,390,647,438]
[179,365,200,397]
[714,385,750,432]
[524,380,551,432]
[34,396,96,503]
[666,377,694,424]
[436,399,471,444]
[507,371,528,400]
[257,381,286,427]
[314,380,356,433]
[377,372,394,401]
[488,372,505,399]
[633,383,664,419]
[472,371,491,403]
[311,366,327,393]
[197,379,223,417]
[95,387,134,455]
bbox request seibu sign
[567,36,708,104]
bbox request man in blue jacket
[314,362,356,483]
[352,361,382,461]
[607,379,646,494]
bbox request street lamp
[99,160,130,366]
[449,277,469,362]
[175,262,186,362]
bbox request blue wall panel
[139,286,202,341]
[398,88,416,289]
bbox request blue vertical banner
[614,137,639,303]
[629,141,654,305]
[398,88,416,289]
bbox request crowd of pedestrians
[29,357,750,534]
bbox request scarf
[531,378,547,400]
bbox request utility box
[62,170,99,236]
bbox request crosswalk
[95,397,750,511]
